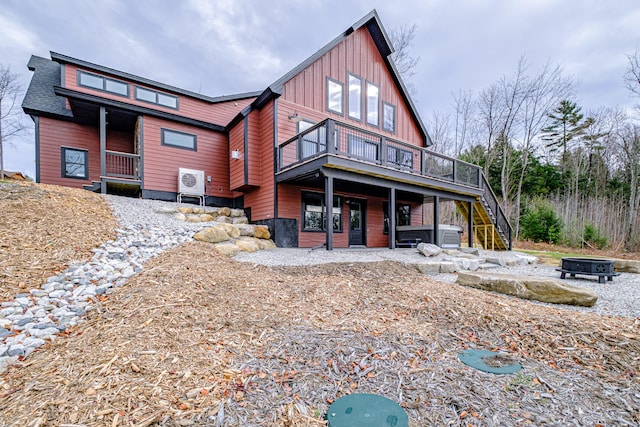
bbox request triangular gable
[251,9,431,146]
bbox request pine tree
[541,100,586,165]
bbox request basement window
[61,147,88,179]
[383,202,411,234]
[302,192,343,232]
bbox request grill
[557,258,619,284]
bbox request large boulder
[253,225,271,240]
[236,237,260,252]
[229,208,245,217]
[212,242,240,256]
[235,224,256,237]
[218,223,240,239]
[215,215,232,224]
[193,226,231,243]
[178,207,193,214]
[614,259,640,273]
[217,207,232,217]
[232,216,249,225]
[457,271,597,307]
[199,214,215,222]
[417,243,442,257]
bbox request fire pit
[557,257,619,284]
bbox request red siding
[229,120,244,191]
[38,117,100,187]
[277,184,422,248]
[106,129,133,153]
[243,102,276,220]
[64,64,254,126]
[142,116,232,198]
[280,27,423,147]
[246,111,261,186]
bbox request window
[366,81,379,126]
[348,134,379,162]
[78,71,129,97]
[326,77,344,115]
[382,102,396,133]
[135,86,178,109]
[61,147,88,179]
[387,146,413,169]
[348,73,362,120]
[383,202,411,234]
[302,192,343,232]
[161,128,197,151]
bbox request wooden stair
[455,198,509,250]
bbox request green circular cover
[458,349,522,374]
[326,393,408,427]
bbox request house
[21,10,511,251]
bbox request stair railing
[479,172,513,250]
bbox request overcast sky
[2,0,639,179]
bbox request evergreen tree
[541,100,586,165]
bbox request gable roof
[252,9,431,146]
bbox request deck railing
[278,118,481,189]
[105,150,140,180]
[277,118,512,248]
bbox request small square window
[61,147,88,179]
[302,192,342,232]
[326,77,344,115]
[161,128,197,151]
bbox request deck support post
[389,187,396,249]
[468,201,474,248]
[325,175,334,250]
[99,106,107,194]
[433,196,440,247]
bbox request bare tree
[452,89,475,157]
[426,110,453,155]
[389,24,420,97]
[0,65,26,180]
[623,48,640,98]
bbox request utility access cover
[458,349,522,374]
[327,393,408,427]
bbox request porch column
[325,175,334,250]
[389,187,396,249]
[433,196,440,247]
[468,201,474,248]
[99,106,107,194]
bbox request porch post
[468,201,474,248]
[389,187,396,249]
[433,196,440,247]
[99,106,106,194]
[325,175,334,250]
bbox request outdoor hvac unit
[177,168,205,205]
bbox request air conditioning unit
[178,168,205,196]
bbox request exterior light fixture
[231,150,241,159]
[288,111,303,123]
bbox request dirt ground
[0,182,638,426]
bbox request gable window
[302,192,343,232]
[61,147,88,179]
[366,81,379,127]
[135,86,178,109]
[161,128,197,151]
[78,71,129,97]
[382,102,396,133]
[383,202,411,234]
[326,77,344,115]
[348,73,362,121]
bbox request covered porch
[276,118,512,250]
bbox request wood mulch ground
[0,181,117,301]
[0,182,638,426]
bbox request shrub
[583,223,608,249]
[520,200,563,243]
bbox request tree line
[426,53,640,251]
